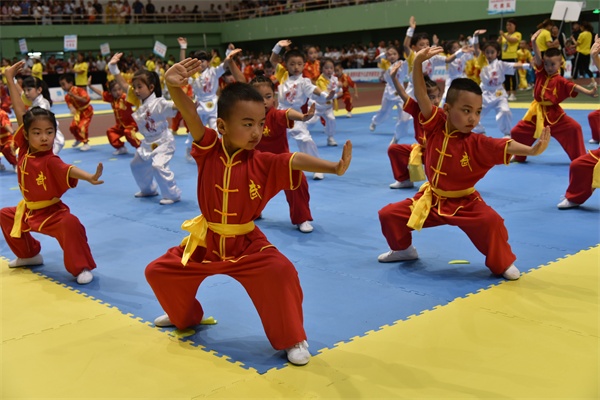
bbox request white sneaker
[377,246,419,262]
[346,112,352,118]
[369,122,376,131]
[313,172,324,180]
[76,269,93,284]
[589,139,599,144]
[285,340,310,366]
[72,140,82,148]
[508,94,517,101]
[297,221,313,233]
[502,264,520,280]
[8,253,44,268]
[113,147,128,155]
[159,198,180,205]
[557,198,580,209]
[503,134,511,138]
[154,314,174,327]
[389,180,414,189]
[327,137,338,146]
[134,191,159,198]
[80,143,91,151]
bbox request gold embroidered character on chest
[263,125,271,137]
[249,180,262,200]
[460,152,472,171]
[36,171,47,190]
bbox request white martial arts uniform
[31,94,65,155]
[474,59,516,137]
[306,74,342,142]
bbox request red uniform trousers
[378,195,516,275]
[510,115,585,162]
[170,111,189,133]
[565,148,600,204]
[1,140,16,166]
[69,107,94,143]
[107,125,140,149]
[388,144,412,182]
[0,203,96,276]
[283,174,312,225]
[341,92,353,113]
[588,110,600,142]
[145,245,306,350]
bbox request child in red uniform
[1,61,104,285]
[557,36,600,209]
[387,61,441,189]
[228,54,317,233]
[334,62,358,118]
[378,46,552,280]
[510,30,597,163]
[88,78,140,155]
[145,58,352,366]
[0,107,15,171]
[59,73,94,151]
[303,45,321,84]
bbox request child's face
[334,64,343,77]
[427,86,442,107]
[199,59,209,72]
[451,42,460,53]
[444,91,482,133]
[264,66,274,76]
[132,79,152,101]
[23,86,42,102]
[386,48,400,63]
[321,61,334,78]
[543,55,561,75]
[59,79,73,92]
[307,47,318,62]
[413,38,429,51]
[26,118,56,153]
[285,56,304,76]
[110,83,123,99]
[484,46,498,62]
[519,40,527,49]
[255,83,276,111]
[218,100,265,153]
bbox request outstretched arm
[87,76,103,96]
[507,126,551,156]
[69,163,104,185]
[270,39,291,68]
[287,103,315,122]
[166,58,204,142]
[108,52,129,93]
[389,61,409,103]
[413,46,445,120]
[4,61,27,126]
[291,140,352,175]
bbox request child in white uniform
[440,40,474,106]
[109,53,182,205]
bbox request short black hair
[132,70,162,97]
[193,50,210,61]
[543,48,562,58]
[249,74,275,91]
[58,73,74,84]
[446,78,482,104]
[410,33,429,47]
[217,82,264,121]
[283,49,305,63]
[22,76,53,106]
[23,106,57,133]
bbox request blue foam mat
[1,108,598,373]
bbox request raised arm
[165,58,204,142]
[389,61,409,103]
[87,76,102,96]
[591,34,600,70]
[177,37,188,62]
[530,29,543,67]
[472,29,486,57]
[291,140,352,175]
[108,52,129,93]
[4,61,27,126]
[413,46,445,120]
[403,16,416,56]
[227,50,246,83]
[223,48,242,72]
[270,39,291,68]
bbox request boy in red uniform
[510,30,597,163]
[334,61,358,118]
[0,107,15,171]
[145,58,352,366]
[378,46,551,280]
[1,61,104,285]
[59,73,94,151]
[88,78,140,155]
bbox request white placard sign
[64,35,78,52]
[551,1,583,22]
[488,0,516,14]
[100,43,111,56]
[153,41,167,58]
[18,39,28,54]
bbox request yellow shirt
[536,29,552,53]
[73,62,88,86]
[145,59,156,71]
[32,62,43,80]
[1,66,8,84]
[210,56,221,68]
[500,31,522,59]
[576,31,592,56]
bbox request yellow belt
[522,100,553,139]
[10,197,61,238]
[408,143,426,182]
[407,182,475,231]
[593,158,600,189]
[179,215,255,266]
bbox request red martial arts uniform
[388,97,426,183]
[379,105,516,275]
[0,109,16,166]
[564,148,600,204]
[102,91,140,150]
[588,109,600,143]
[510,64,585,162]
[257,107,313,225]
[170,84,192,133]
[65,86,94,143]
[145,128,307,350]
[303,60,320,84]
[338,73,356,113]
[0,126,96,276]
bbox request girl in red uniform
[0,107,15,171]
[145,57,352,366]
[1,61,104,285]
[88,77,140,155]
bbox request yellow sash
[592,158,600,189]
[10,197,61,238]
[407,182,475,231]
[408,143,426,182]
[179,215,255,266]
[522,100,553,139]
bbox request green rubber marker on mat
[448,260,470,264]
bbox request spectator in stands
[132,0,142,22]
[144,0,154,22]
